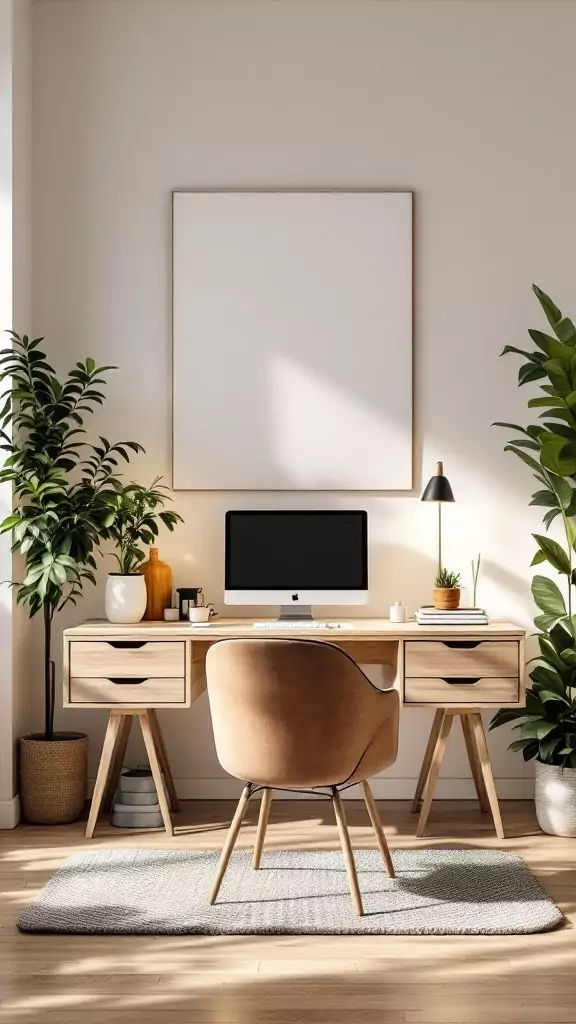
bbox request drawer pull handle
[107,641,147,650]
[443,677,481,686]
[108,677,148,685]
[442,641,482,650]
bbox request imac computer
[224,510,368,622]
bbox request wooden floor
[0,799,574,1024]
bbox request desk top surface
[64,618,525,640]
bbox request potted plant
[101,479,182,623]
[0,332,143,824]
[491,285,576,836]
[433,568,461,610]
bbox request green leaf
[532,535,571,575]
[555,317,576,347]
[500,345,543,363]
[519,362,547,385]
[539,434,576,476]
[537,688,572,707]
[528,396,564,409]
[531,550,547,567]
[531,575,567,616]
[533,284,562,330]
[503,445,543,475]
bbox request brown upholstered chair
[206,637,399,916]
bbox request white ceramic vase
[535,760,576,837]
[105,574,147,624]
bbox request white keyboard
[253,621,345,630]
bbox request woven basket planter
[19,733,88,825]
[535,760,576,838]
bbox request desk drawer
[405,676,519,705]
[404,640,519,678]
[69,641,185,678]
[69,676,186,705]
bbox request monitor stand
[278,605,313,621]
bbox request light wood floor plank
[0,800,573,1024]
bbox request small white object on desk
[389,600,407,623]
[164,607,179,622]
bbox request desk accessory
[389,600,407,623]
[177,587,203,620]
[416,606,488,625]
[139,547,172,620]
[189,604,216,623]
[421,462,455,575]
[164,607,179,622]
[432,568,461,610]
[471,553,481,608]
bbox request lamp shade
[421,462,455,503]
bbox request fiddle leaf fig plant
[0,332,144,740]
[490,286,576,767]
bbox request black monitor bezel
[224,510,368,591]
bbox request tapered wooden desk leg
[148,709,180,813]
[103,714,132,812]
[469,712,505,840]
[411,709,445,813]
[139,710,174,837]
[416,712,453,838]
[253,788,273,870]
[85,712,123,839]
[461,713,490,812]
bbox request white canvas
[172,191,413,490]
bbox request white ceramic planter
[105,573,147,624]
[535,760,576,837]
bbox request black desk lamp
[421,462,455,575]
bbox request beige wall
[29,0,576,798]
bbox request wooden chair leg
[253,788,273,870]
[469,712,505,840]
[332,788,364,917]
[360,779,395,878]
[148,709,180,813]
[103,714,132,812]
[139,710,174,837]
[461,713,490,812]
[85,712,123,839]
[210,784,254,904]
[416,711,453,838]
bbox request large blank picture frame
[172,191,413,490]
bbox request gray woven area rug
[17,848,562,936]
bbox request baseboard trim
[89,777,534,801]
[0,794,21,829]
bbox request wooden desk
[63,618,525,839]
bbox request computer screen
[225,511,367,591]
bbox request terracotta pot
[19,732,88,824]
[433,587,460,610]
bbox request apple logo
[292,593,299,601]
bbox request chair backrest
[206,637,398,789]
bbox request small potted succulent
[101,479,182,623]
[433,568,461,610]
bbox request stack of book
[415,606,488,626]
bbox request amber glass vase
[138,547,173,620]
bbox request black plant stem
[43,600,53,740]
